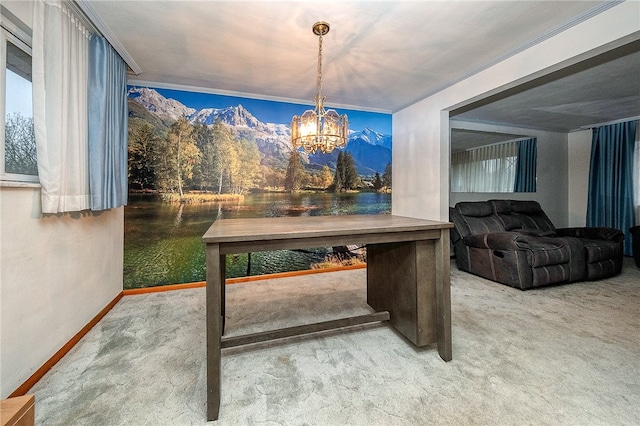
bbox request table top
[202,214,452,244]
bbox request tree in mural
[333,151,359,192]
[285,150,304,192]
[4,113,37,175]
[157,117,201,196]
[231,138,262,194]
[382,162,392,190]
[210,120,237,194]
[128,121,159,189]
[263,166,285,190]
[320,165,333,190]
[192,120,215,191]
[345,153,360,190]
[373,172,383,191]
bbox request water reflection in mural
[124,192,391,289]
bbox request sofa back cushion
[489,200,520,230]
[489,200,556,233]
[510,200,556,232]
[454,201,506,237]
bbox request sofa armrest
[556,227,624,242]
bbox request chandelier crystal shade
[291,21,348,154]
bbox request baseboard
[8,292,124,398]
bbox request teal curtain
[88,35,128,210]
[513,138,537,192]
[587,121,637,256]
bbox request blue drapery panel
[587,121,637,256]
[88,35,128,210]
[513,138,537,192]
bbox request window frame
[1,18,38,184]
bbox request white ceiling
[452,45,640,132]
[81,0,639,139]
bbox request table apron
[218,229,442,254]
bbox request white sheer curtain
[451,141,518,192]
[32,0,90,213]
[635,120,640,224]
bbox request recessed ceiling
[82,0,617,114]
[451,44,640,132]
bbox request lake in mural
[125,85,392,289]
[124,192,391,288]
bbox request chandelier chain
[317,32,323,107]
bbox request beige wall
[0,187,124,397]
[448,121,569,227]
[392,1,640,223]
[1,1,123,398]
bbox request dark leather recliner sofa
[450,200,624,290]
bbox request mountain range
[127,87,391,175]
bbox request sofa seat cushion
[531,264,571,288]
[581,238,622,263]
[586,258,622,280]
[525,243,570,267]
[464,233,570,267]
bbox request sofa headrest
[456,201,492,217]
[489,200,512,215]
[510,200,544,215]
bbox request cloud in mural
[127,86,391,175]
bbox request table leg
[367,237,451,362]
[206,243,222,421]
[367,240,436,347]
[435,229,452,361]
[221,254,226,334]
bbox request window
[451,141,518,193]
[1,20,37,183]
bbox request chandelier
[291,21,348,154]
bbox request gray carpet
[30,259,640,425]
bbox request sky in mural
[146,87,392,134]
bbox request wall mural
[125,86,392,289]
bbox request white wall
[448,121,569,227]
[392,1,640,223]
[2,0,31,24]
[567,130,592,227]
[0,187,123,398]
[0,1,123,398]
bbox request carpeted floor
[30,259,640,425]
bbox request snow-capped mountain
[127,87,391,173]
[191,104,262,129]
[357,127,392,150]
[127,87,195,120]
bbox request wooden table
[1,394,35,426]
[202,214,453,421]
